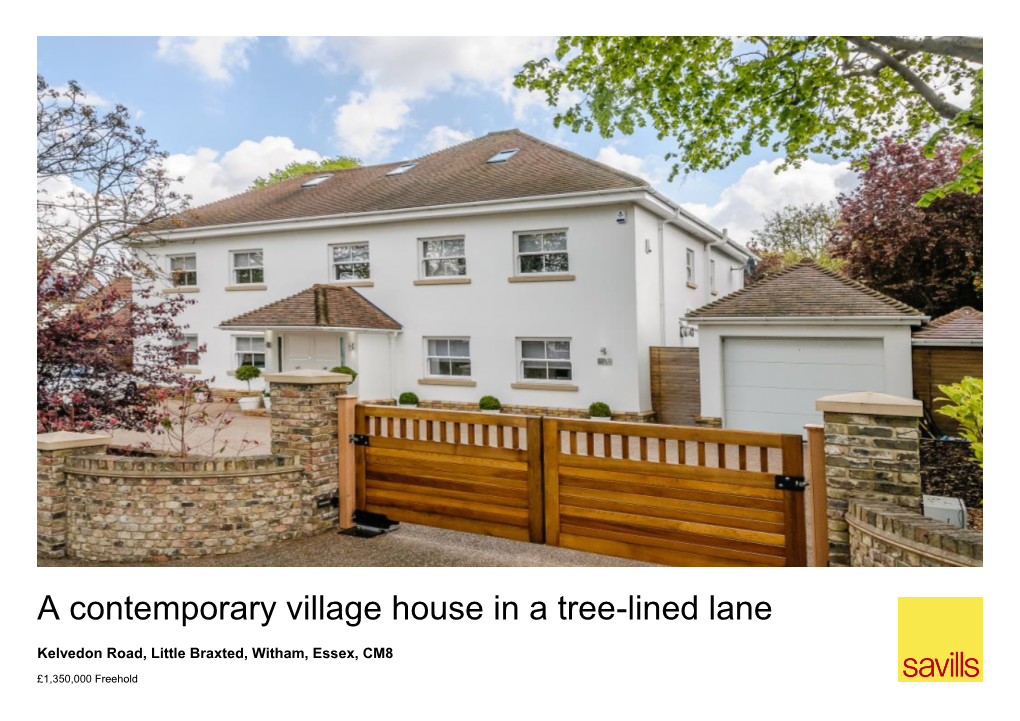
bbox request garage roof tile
[912,306,982,341]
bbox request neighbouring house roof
[219,285,402,331]
[161,130,649,231]
[912,306,983,345]
[687,259,926,320]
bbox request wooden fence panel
[357,405,544,543]
[545,418,807,567]
[650,347,700,426]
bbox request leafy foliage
[748,203,843,280]
[920,69,983,206]
[250,156,361,190]
[398,392,419,405]
[829,137,982,316]
[589,402,612,418]
[234,364,261,390]
[516,37,981,197]
[331,366,358,383]
[479,395,502,411]
[936,378,983,468]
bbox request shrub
[479,395,502,411]
[937,377,983,468]
[398,392,419,406]
[235,364,261,391]
[331,365,358,383]
[589,401,612,418]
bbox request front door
[282,333,343,372]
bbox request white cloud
[163,136,324,205]
[53,85,110,108]
[157,37,257,82]
[596,147,664,185]
[423,126,475,153]
[679,159,857,243]
[333,91,413,160]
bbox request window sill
[225,285,267,292]
[414,277,471,286]
[507,274,576,283]
[163,286,200,294]
[686,281,699,289]
[418,378,477,387]
[511,382,579,392]
[180,367,203,375]
[327,280,374,288]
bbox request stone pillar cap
[37,431,114,451]
[816,392,923,418]
[263,369,352,384]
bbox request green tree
[748,202,843,280]
[516,37,982,203]
[249,156,361,190]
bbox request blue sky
[37,36,856,242]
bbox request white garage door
[723,338,886,436]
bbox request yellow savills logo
[899,597,982,682]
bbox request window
[519,339,572,382]
[487,148,519,163]
[234,336,266,369]
[686,248,696,284]
[386,163,417,176]
[421,237,466,278]
[425,338,471,378]
[710,259,716,293]
[302,174,333,187]
[232,250,264,285]
[515,230,568,275]
[177,334,199,367]
[169,254,197,287]
[331,242,370,280]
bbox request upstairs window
[519,339,572,382]
[332,242,371,280]
[487,148,519,163]
[234,336,265,369]
[516,230,568,275]
[232,250,264,285]
[177,334,199,367]
[421,237,466,277]
[686,248,696,284]
[425,338,471,378]
[386,163,417,176]
[169,254,197,287]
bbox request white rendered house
[140,130,752,419]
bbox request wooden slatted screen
[356,405,544,543]
[544,418,806,567]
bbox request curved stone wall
[63,454,304,562]
[847,499,983,567]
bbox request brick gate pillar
[815,392,923,567]
[264,369,351,536]
[37,432,112,558]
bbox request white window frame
[516,338,573,384]
[177,334,200,367]
[419,236,467,279]
[710,258,717,293]
[168,253,197,287]
[233,334,266,370]
[230,249,264,286]
[686,248,696,284]
[423,337,472,379]
[514,229,569,276]
[330,242,371,281]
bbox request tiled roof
[687,259,925,319]
[913,306,982,341]
[163,130,648,230]
[220,285,402,331]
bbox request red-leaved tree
[829,137,983,316]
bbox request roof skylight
[486,148,519,164]
[302,174,334,187]
[386,163,418,176]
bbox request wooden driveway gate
[349,404,807,566]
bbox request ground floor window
[177,334,200,366]
[518,338,572,382]
[425,337,471,377]
[234,335,266,369]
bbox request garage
[722,337,885,435]
[686,260,928,436]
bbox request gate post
[805,425,829,567]
[37,432,112,558]
[815,392,923,566]
[265,369,351,536]
[336,396,358,530]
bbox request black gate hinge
[775,475,807,491]
[349,434,370,446]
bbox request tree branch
[870,36,983,64]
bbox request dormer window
[302,174,333,187]
[386,163,417,176]
[486,148,519,164]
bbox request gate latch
[349,434,370,447]
[775,475,807,491]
